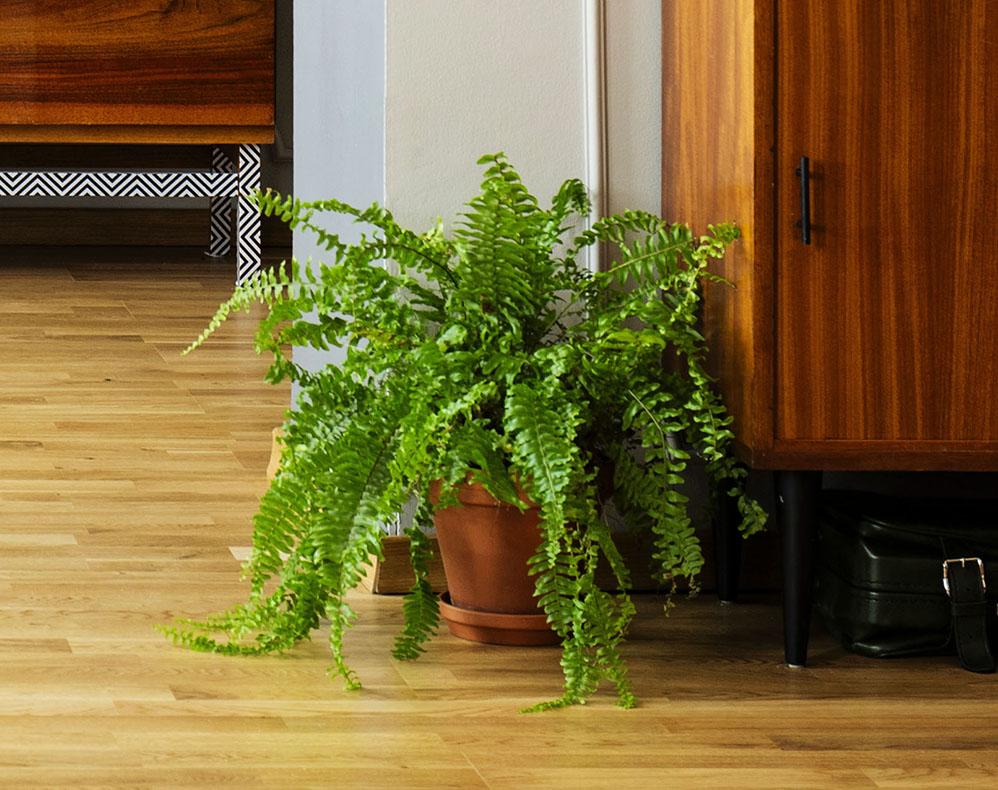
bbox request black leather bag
[815,491,998,672]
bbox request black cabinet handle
[795,156,812,245]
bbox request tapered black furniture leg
[713,484,743,603]
[776,470,822,667]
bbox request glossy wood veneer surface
[0,1,274,143]
[661,0,776,456]
[664,0,998,470]
[0,125,275,145]
[752,440,998,472]
[775,0,998,444]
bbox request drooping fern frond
[183,259,298,355]
[392,501,441,660]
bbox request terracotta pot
[429,479,559,646]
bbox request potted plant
[163,153,766,710]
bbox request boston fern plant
[162,153,766,710]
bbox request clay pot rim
[428,477,538,510]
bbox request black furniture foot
[712,483,743,603]
[776,470,822,667]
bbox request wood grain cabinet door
[775,0,997,442]
[0,0,274,143]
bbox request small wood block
[266,427,446,595]
[370,536,448,595]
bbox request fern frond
[183,260,296,355]
[392,510,441,660]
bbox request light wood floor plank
[1,250,996,788]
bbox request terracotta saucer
[438,593,560,646]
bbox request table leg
[208,147,233,258]
[236,144,262,284]
[776,470,822,667]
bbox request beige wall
[605,1,660,217]
[385,0,661,233]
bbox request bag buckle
[943,557,986,598]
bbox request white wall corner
[584,0,608,273]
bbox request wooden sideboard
[0,0,274,144]
[662,0,997,665]
[0,1,276,281]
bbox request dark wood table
[0,1,276,281]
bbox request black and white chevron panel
[0,143,263,283]
[0,170,239,198]
[211,146,235,174]
[208,147,235,258]
[236,144,262,284]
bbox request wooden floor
[1,251,996,788]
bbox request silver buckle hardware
[943,557,987,598]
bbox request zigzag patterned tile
[0,170,239,198]
[0,143,262,282]
[209,146,235,258]
[236,145,262,284]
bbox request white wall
[385,0,660,231]
[386,1,586,232]
[606,1,661,217]
[292,0,385,377]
